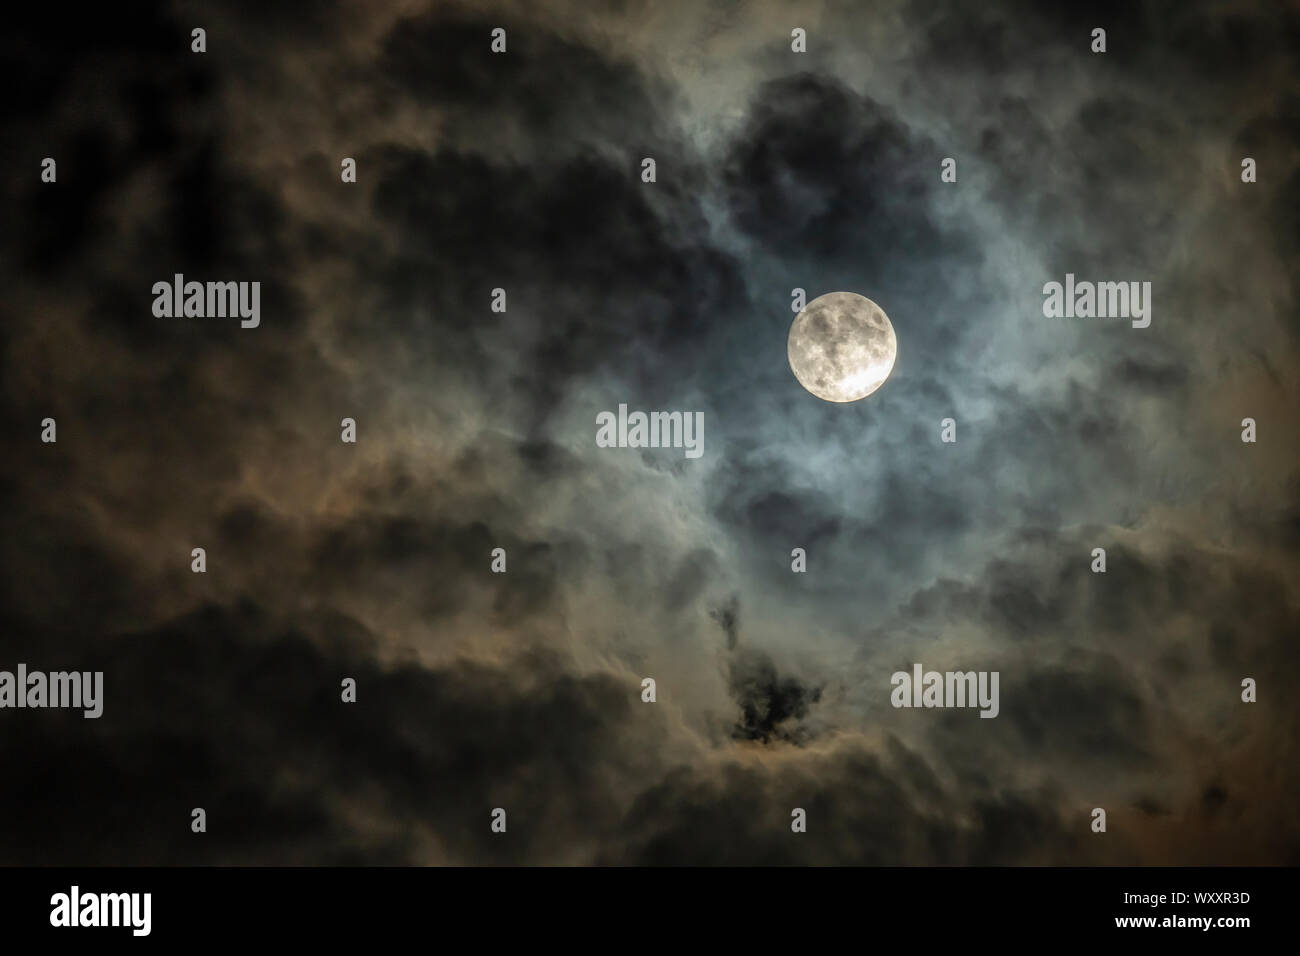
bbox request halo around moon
[787,292,897,402]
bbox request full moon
[787,292,897,402]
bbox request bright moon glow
[788,292,898,402]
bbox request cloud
[0,0,1296,865]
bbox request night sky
[2,1,1298,865]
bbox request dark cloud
[709,594,740,651]
[715,599,825,744]
[1201,782,1229,817]
[604,739,1091,865]
[728,646,824,744]
[381,9,674,149]
[1112,355,1190,393]
[360,143,745,425]
[723,73,982,285]
[0,600,666,864]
